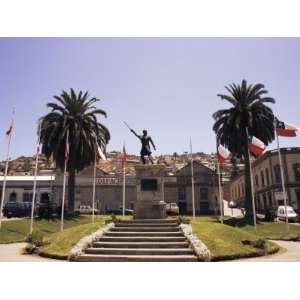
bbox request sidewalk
[238,240,300,262]
[0,243,56,262]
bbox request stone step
[115,222,179,227]
[92,241,190,249]
[119,219,177,224]
[76,254,198,262]
[85,248,193,255]
[105,231,184,237]
[100,236,186,242]
[111,226,180,232]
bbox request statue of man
[130,129,156,164]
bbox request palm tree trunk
[68,165,76,213]
[243,128,254,224]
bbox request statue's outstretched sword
[123,121,132,132]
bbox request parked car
[276,206,299,223]
[2,201,32,218]
[75,205,99,215]
[166,202,179,215]
[105,208,134,215]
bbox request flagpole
[216,142,224,224]
[190,138,195,218]
[29,121,42,234]
[275,128,289,232]
[246,127,257,229]
[92,149,97,223]
[122,142,126,218]
[0,110,15,230]
[60,130,69,232]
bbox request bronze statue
[124,122,156,164]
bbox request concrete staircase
[76,219,198,262]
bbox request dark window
[268,192,272,207]
[265,168,270,185]
[23,193,33,202]
[263,194,267,211]
[40,193,49,203]
[274,165,281,183]
[261,171,265,187]
[200,188,208,200]
[9,192,17,202]
[293,164,300,181]
[141,179,157,191]
[178,187,186,201]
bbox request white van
[276,206,299,223]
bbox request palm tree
[40,89,110,213]
[213,80,275,223]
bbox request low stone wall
[68,222,114,261]
[179,223,211,262]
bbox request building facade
[229,147,300,212]
[0,175,55,205]
[0,161,218,215]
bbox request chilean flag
[276,120,299,137]
[96,143,106,161]
[248,136,265,157]
[217,145,230,164]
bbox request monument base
[134,201,166,219]
[134,164,167,219]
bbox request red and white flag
[5,120,14,136]
[248,136,265,157]
[276,120,299,137]
[96,144,106,161]
[217,145,230,164]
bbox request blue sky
[0,37,300,159]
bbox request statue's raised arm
[124,121,156,164]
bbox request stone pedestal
[134,164,166,219]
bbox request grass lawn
[0,215,110,244]
[191,221,279,261]
[39,220,108,260]
[243,222,300,240]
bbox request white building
[0,175,55,204]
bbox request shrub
[242,239,266,249]
[105,214,119,224]
[177,216,190,224]
[264,209,276,222]
[24,243,37,254]
[25,230,45,247]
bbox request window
[293,163,300,181]
[200,188,208,200]
[23,193,33,202]
[178,187,186,201]
[274,165,281,183]
[9,192,17,202]
[268,192,272,208]
[261,171,265,187]
[265,168,270,185]
[238,185,241,198]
